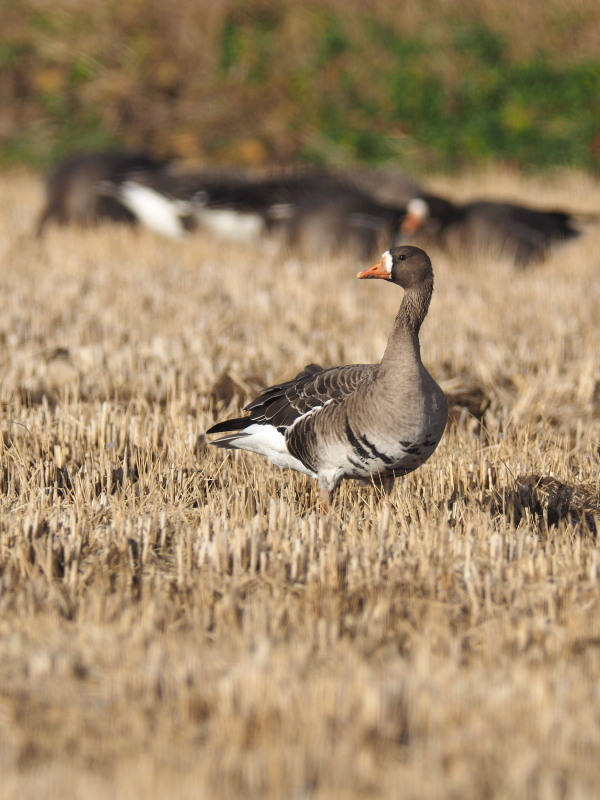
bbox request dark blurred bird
[98,166,413,256]
[399,193,583,268]
[36,150,168,236]
[39,153,423,257]
[189,170,411,257]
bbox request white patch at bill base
[383,250,393,274]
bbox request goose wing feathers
[208,362,374,436]
[247,362,374,431]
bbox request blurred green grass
[2,0,599,171]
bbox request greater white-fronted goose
[36,150,168,236]
[274,180,408,259]
[190,170,409,257]
[113,167,410,254]
[400,193,581,268]
[85,166,412,252]
[207,245,447,511]
[96,167,271,243]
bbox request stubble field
[0,168,599,799]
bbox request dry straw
[0,168,598,799]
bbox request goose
[400,194,581,268]
[207,245,447,511]
[274,181,407,259]
[36,150,168,236]
[190,171,408,257]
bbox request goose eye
[398,254,406,261]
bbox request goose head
[357,245,433,289]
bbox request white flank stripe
[226,424,315,477]
[196,209,264,241]
[287,398,333,434]
[119,182,188,238]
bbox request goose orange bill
[357,259,391,279]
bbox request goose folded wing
[201,184,275,213]
[246,363,374,431]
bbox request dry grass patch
[0,168,599,799]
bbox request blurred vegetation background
[2,0,600,172]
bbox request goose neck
[380,281,433,366]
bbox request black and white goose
[400,193,582,268]
[190,171,408,257]
[207,245,448,510]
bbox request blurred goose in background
[208,245,447,512]
[96,166,285,243]
[37,152,418,256]
[400,193,582,268]
[268,178,409,258]
[101,166,412,255]
[36,150,168,236]
[190,170,410,257]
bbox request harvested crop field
[0,168,599,799]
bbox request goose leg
[379,474,395,500]
[319,487,332,514]
[317,472,339,514]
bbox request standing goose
[207,245,447,511]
